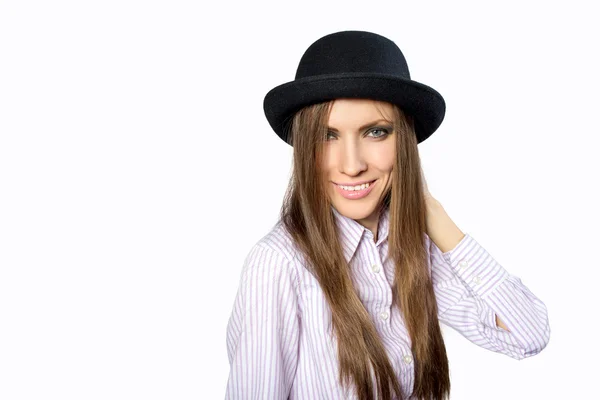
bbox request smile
[333,179,377,200]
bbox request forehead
[327,98,394,126]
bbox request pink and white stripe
[225,205,550,399]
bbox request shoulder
[241,220,304,290]
[252,220,305,265]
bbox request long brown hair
[279,99,450,400]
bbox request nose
[339,139,367,176]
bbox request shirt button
[403,354,413,364]
[473,276,482,285]
[458,260,468,270]
[371,264,381,273]
[380,310,389,321]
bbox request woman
[225,30,550,400]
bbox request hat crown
[295,30,411,80]
[263,30,445,146]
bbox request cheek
[372,147,395,172]
[320,152,338,175]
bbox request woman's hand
[420,165,465,251]
[420,165,436,204]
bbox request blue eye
[324,127,391,141]
[368,128,390,138]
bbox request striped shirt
[225,205,550,399]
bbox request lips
[333,179,377,200]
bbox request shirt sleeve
[428,233,551,360]
[225,243,300,399]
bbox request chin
[332,200,377,220]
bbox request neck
[356,209,380,242]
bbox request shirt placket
[380,239,416,394]
[363,231,393,330]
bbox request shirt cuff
[441,234,510,298]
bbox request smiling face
[320,98,396,233]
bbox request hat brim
[263,72,445,146]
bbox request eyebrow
[327,119,393,132]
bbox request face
[321,98,396,231]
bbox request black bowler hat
[263,30,446,146]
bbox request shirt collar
[331,204,390,263]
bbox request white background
[1,1,598,399]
